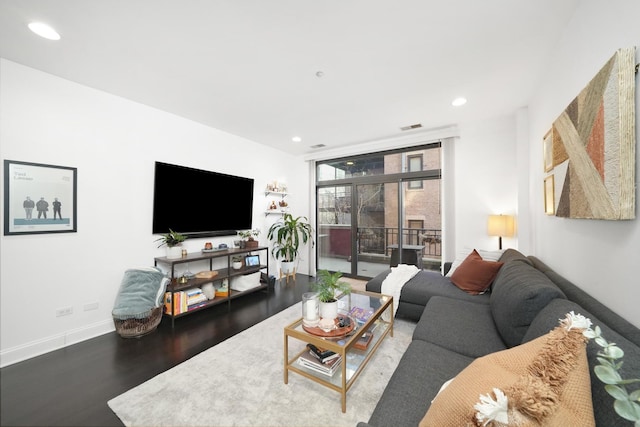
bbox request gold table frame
[283,290,393,412]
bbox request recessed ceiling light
[452,97,467,107]
[28,22,61,40]
[292,136,302,143]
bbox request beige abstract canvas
[548,47,636,220]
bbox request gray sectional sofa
[358,248,640,427]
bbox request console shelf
[154,246,269,327]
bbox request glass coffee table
[283,290,393,412]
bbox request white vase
[166,246,182,259]
[319,300,338,320]
[232,261,242,270]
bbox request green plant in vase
[267,214,314,275]
[154,229,187,259]
[311,270,351,320]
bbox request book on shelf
[348,306,374,324]
[354,330,373,350]
[298,351,342,376]
[306,344,340,363]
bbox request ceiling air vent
[310,144,326,149]
[400,123,422,131]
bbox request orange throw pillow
[450,249,503,294]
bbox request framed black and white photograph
[245,255,260,267]
[4,160,77,235]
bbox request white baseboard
[0,319,114,368]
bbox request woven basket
[113,306,163,338]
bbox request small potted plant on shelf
[267,214,314,276]
[311,270,351,320]
[237,229,261,249]
[154,229,187,259]
[231,256,243,270]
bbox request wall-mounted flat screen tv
[152,161,254,237]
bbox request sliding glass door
[316,143,442,279]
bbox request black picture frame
[245,255,260,267]
[4,160,77,235]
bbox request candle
[302,292,318,321]
[305,299,318,321]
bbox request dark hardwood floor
[0,276,314,427]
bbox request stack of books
[163,287,209,315]
[298,345,342,376]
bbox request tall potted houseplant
[312,270,351,320]
[155,229,187,259]
[267,213,314,275]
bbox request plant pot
[166,246,183,259]
[232,261,242,270]
[319,300,338,320]
[245,239,259,248]
[281,260,295,274]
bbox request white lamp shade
[487,215,515,237]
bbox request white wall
[454,115,519,252]
[0,59,310,366]
[527,0,640,328]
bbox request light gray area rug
[108,301,414,427]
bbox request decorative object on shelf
[311,270,351,320]
[154,229,187,259]
[231,256,243,270]
[195,270,218,279]
[269,200,278,210]
[237,228,261,248]
[204,242,213,250]
[245,255,260,267]
[267,213,315,283]
[215,279,229,297]
[302,292,319,326]
[266,181,287,193]
[201,283,215,300]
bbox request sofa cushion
[450,249,503,294]
[413,297,506,358]
[523,298,640,427]
[497,248,533,265]
[366,269,491,322]
[419,323,594,426]
[529,256,640,347]
[446,247,504,277]
[366,339,474,427]
[490,260,566,347]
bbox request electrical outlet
[56,306,73,317]
[83,302,99,311]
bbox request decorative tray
[302,316,357,338]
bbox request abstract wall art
[543,47,636,220]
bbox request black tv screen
[152,162,254,237]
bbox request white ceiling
[0,0,580,156]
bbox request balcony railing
[357,226,442,257]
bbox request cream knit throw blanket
[381,264,420,318]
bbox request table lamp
[487,214,515,250]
